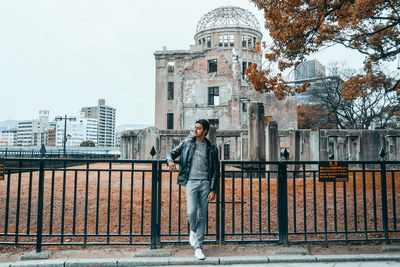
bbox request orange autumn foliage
[297,104,336,129]
[248,0,400,98]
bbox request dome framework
[196,6,261,33]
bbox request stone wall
[121,126,400,161]
[121,127,246,160]
[276,128,400,161]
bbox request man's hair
[195,119,210,136]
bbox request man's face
[194,123,207,138]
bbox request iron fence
[0,158,399,252]
[221,161,400,246]
[0,149,119,160]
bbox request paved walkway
[1,254,400,266]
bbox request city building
[47,128,56,147]
[122,6,297,160]
[16,110,50,146]
[17,120,34,146]
[0,128,18,146]
[81,99,116,147]
[55,113,98,147]
[289,59,340,105]
[120,6,400,162]
[114,132,121,148]
[154,6,297,132]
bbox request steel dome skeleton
[196,6,261,33]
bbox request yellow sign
[319,161,348,182]
[0,158,4,180]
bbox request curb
[2,253,400,266]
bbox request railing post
[150,161,159,249]
[36,160,45,252]
[380,162,390,244]
[156,161,162,247]
[219,161,224,244]
[277,161,288,247]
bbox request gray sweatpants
[186,179,210,250]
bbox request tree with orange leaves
[247,0,400,99]
[297,104,336,129]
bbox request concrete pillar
[120,136,124,159]
[266,121,278,161]
[240,132,248,160]
[319,130,328,161]
[130,137,134,159]
[248,102,266,161]
[309,130,320,161]
[289,131,300,161]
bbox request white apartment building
[17,121,34,146]
[85,117,98,145]
[17,110,50,146]
[81,99,116,147]
[114,132,121,147]
[56,113,98,147]
[0,128,18,146]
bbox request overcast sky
[0,0,389,125]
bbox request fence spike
[379,147,386,160]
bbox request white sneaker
[195,248,206,260]
[189,230,196,247]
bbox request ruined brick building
[120,6,400,161]
[154,6,297,132]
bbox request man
[167,119,219,260]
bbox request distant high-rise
[81,99,116,147]
[17,110,50,146]
[55,113,98,147]
[294,60,326,80]
[0,128,17,146]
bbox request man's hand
[208,191,216,202]
[168,160,177,172]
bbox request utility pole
[55,115,76,157]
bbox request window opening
[207,36,211,48]
[242,61,247,78]
[208,59,217,73]
[167,113,174,129]
[167,82,174,100]
[218,36,223,47]
[224,144,230,160]
[167,62,175,73]
[208,87,219,105]
[229,35,234,47]
[242,102,247,112]
[224,35,229,47]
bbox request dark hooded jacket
[166,137,219,192]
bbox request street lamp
[55,115,76,157]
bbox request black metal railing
[0,148,119,160]
[157,161,219,246]
[221,160,400,246]
[0,158,155,251]
[0,158,399,252]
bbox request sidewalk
[2,253,400,266]
[1,243,399,266]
